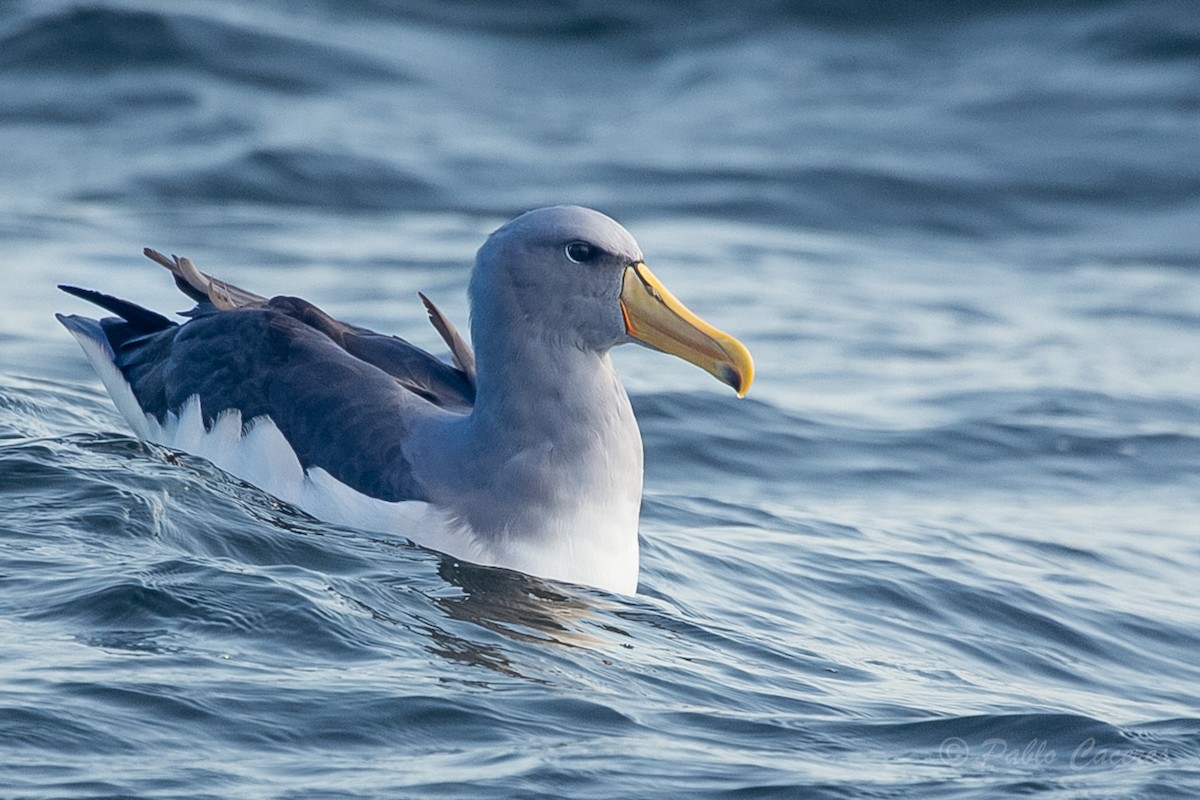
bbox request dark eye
[565,241,599,264]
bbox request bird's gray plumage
[57,205,751,593]
[57,288,470,502]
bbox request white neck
[415,330,644,593]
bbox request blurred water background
[1,1,1198,797]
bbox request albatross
[57,206,753,594]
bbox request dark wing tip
[58,283,92,299]
[58,284,175,333]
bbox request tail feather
[55,312,160,440]
[55,312,114,359]
[57,285,175,333]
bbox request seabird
[57,206,753,594]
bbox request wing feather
[59,254,479,503]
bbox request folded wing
[58,251,478,503]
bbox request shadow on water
[406,558,622,679]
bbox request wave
[304,0,1196,38]
[3,372,1200,794]
[135,147,443,211]
[633,389,1200,494]
[0,6,399,93]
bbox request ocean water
[1,1,1199,797]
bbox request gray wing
[59,271,474,503]
[145,248,477,403]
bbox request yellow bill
[619,262,754,397]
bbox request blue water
[2,1,1199,797]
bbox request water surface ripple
[1,1,1198,797]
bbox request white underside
[70,331,640,594]
[72,333,473,552]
